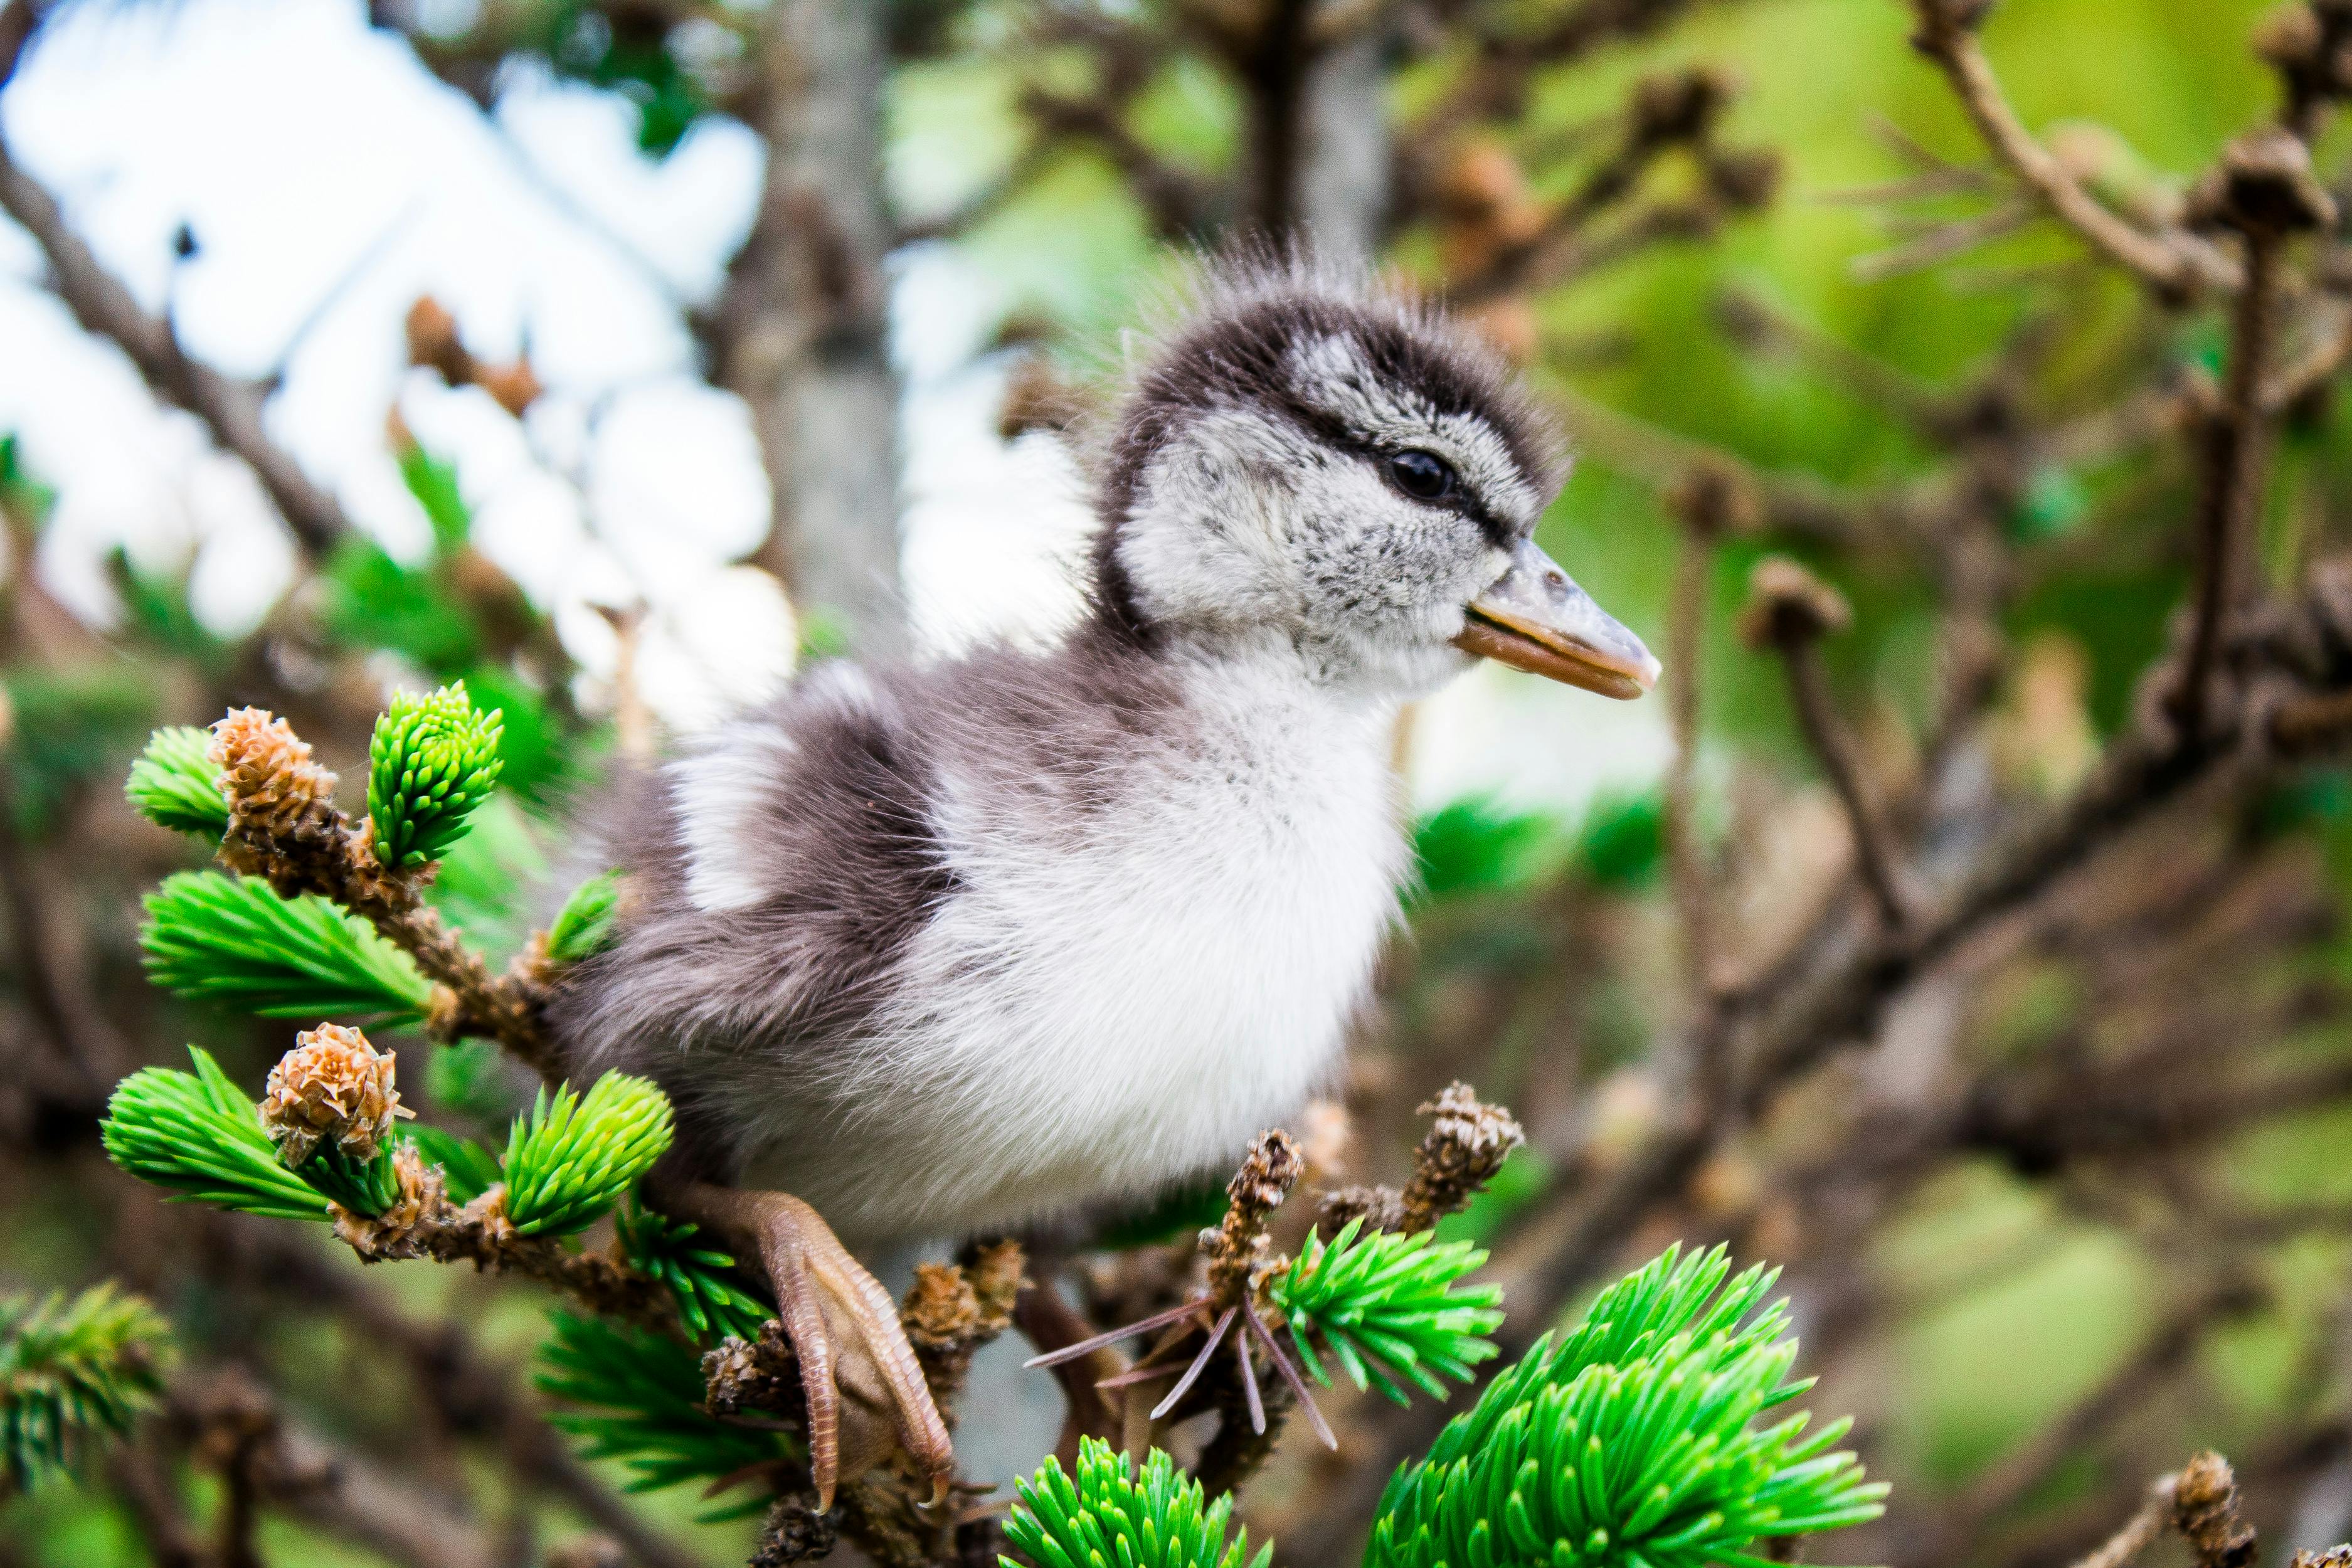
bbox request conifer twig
[2173,1451,2260,1568]
[2069,1475,2178,1568]
[1741,559,1910,930]
[1396,1083,1524,1234]
[332,1147,677,1333]
[2174,132,2330,743]
[205,708,561,1080]
[1904,0,2240,300]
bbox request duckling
[548,254,1660,1508]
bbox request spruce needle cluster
[102,1047,334,1222]
[546,868,625,963]
[368,681,505,870]
[1365,1244,1886,1568]
[501,1073,674,1235]
[140,872,434,1025]
[1005,1438,1272,1568]
[618,1205,770,1345]
[1271,1218,1503,1406]
[1,1285,172,1495]
[536,1311,786,1515]
[123,725,227,837]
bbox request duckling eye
[1385,449,1457,502]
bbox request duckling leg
[661,1181,953,1511]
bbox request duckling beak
[1454,539,1661,700]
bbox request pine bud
[367,682,505,870]
[2186,129,2337,235]
[1631,68,1734,146]
[1740,557,1853,650]
[260,1024,413,1168]
[209,708,337,840]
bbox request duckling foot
[666,1182,954,1510]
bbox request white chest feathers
[763,670,1407,1242]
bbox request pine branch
[102,1047,334,1222]
[537,1311,791,1514]
[618,1204,772,1346]
[501,1073,675,1236]
[140,871,436,1026]
[367,682,504,870]
[1269,1219,1502,1407]
[1005,1439,1272,1568]
[1367,1244,1885,1568]
[201,707,559,1078]
[124,726,227,838]
[1,1283,172,1495]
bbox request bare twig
[1742,559,1910,930]
[1905,1,2240,299]
[2174,133,2331,741]
[0,1,352,557]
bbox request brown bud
[2172,1451,2257,1568]
[404,296,472,385]
[1910,0,1997,48]
[331,1143,441,1257]
[475,359,544,418]
[1207,1128,1302,1301]
[901,1263,980,1349]
[2186,129,2336,235]
[260,1023,413,1167]
[1631,68,1734,146]
[1739,557,1852,650]
[1706,148,1784,212]
[1399,1082,1526,1232]
[751,1497,838,1567]
[209,707,336,840]
[1665,460,1762,540]
[2255,4,2326,72]
[1318,1184,1407,1236]
[998,354,1081,440]
[1225,1128,1303,1217]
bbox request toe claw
[665,1182,957,1510]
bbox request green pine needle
[141,871,435,1025]
[501,1073,675,1236]
[546,869,625,965]
[124,726,226,837]
[408,1123,503,1205]
[618,1205,771,1346]
[1004,1438,1273,1568]
[102,1047,329,1221]
[368,681,505,870]
[1,1284,173,1495]
[298,1143,402,1217]
[536,1310,784,1516]
[1271,1219,1503,1407]
[1365,1244,1888,1568]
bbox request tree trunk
[718,0,904,655]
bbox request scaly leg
[658,1180,953,1510]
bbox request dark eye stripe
[1247,387,1520,546]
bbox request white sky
[0,0,1669,810]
